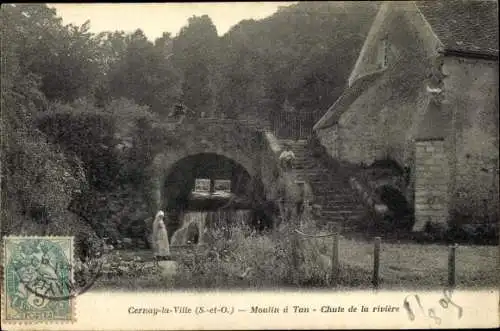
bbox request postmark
[2,236,75,323]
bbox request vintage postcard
[1,1,498,330]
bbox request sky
[48,2,293,41]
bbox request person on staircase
[279,143,296,171]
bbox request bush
[172,218,346,289]
[446,223,498,245]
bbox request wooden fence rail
[294,222,341,286]
[293,228,460,290]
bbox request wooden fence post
[373,237,381,289]
[448,244,458,289]
[292,229,300,285]
[290,209,300,286]
[330,223,340,286]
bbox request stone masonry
[413,139,449,231]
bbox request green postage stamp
[2,236,75,323]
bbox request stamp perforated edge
[1,235,77,325]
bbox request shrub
[446,223,498,245]
[172,217,341,289]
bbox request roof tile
[416,0,499,56]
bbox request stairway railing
[271,110,323,139]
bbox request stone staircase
[279,139,367,230]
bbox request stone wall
[316,124,340,159]
[413,139,450,231]
[442,56,499,224]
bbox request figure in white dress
[152,210,170,265]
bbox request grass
[91,224,498,291]
[333,237,498,289]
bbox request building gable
[348,1,441,87]
[315,1,441,131]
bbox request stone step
[291,163,323,167]
[314,198,359,206]
[309,175,350,181]
[313,191,356,197]
[307,182,349,188]
[320,209,363,215]
[293,165,318,169]
[322,203,362,210]
[292,166,317,169]
[280,139,308,143]
[317,201,360,208]
[315,195,358,202]
[315,197,357,204]
[278,137,367,227]
[293,159,314,163]
[319,211,362,217]
[319,214,362,222]
[299,175,347,180]
[292,159,314,163]
[322,199,361,205]
[292,165,318,170]
[293,174,343,180]
[315,186,353,191]
[313,187,354,193]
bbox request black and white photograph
[1,1,498,329]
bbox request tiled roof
[313,70,383,130]
[416,0,499,57]
[315,0,498,131]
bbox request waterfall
[205,209,252,228]
[170,211,208,246]
[170,209,254,246]
[182,211,208,228]
[233,209,252,226]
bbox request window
[378,36,389,69]
[383,38,389,67]
[193,178,211,193]
[214,179,231,194]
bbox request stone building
[313,0,498,231]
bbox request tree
[3,4,103,102]
[214,1,378,122]
[1,4,88,237]
[215,19,274,119]
[172,15,219,117]
[107,29,181,115]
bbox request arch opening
[162,153,273,240]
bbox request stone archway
[149,150,273,243]
[146,120,266,215]
[149,150,261,213]
[142,121,286,245]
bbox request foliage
[1,5,90,240]
[171,219,366,289]
[107,30,182,115]
[1,4,103,103]
[418,222,499,246]
[215,2,378,119]
[172,15,219,117]
[173,222,290,288]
